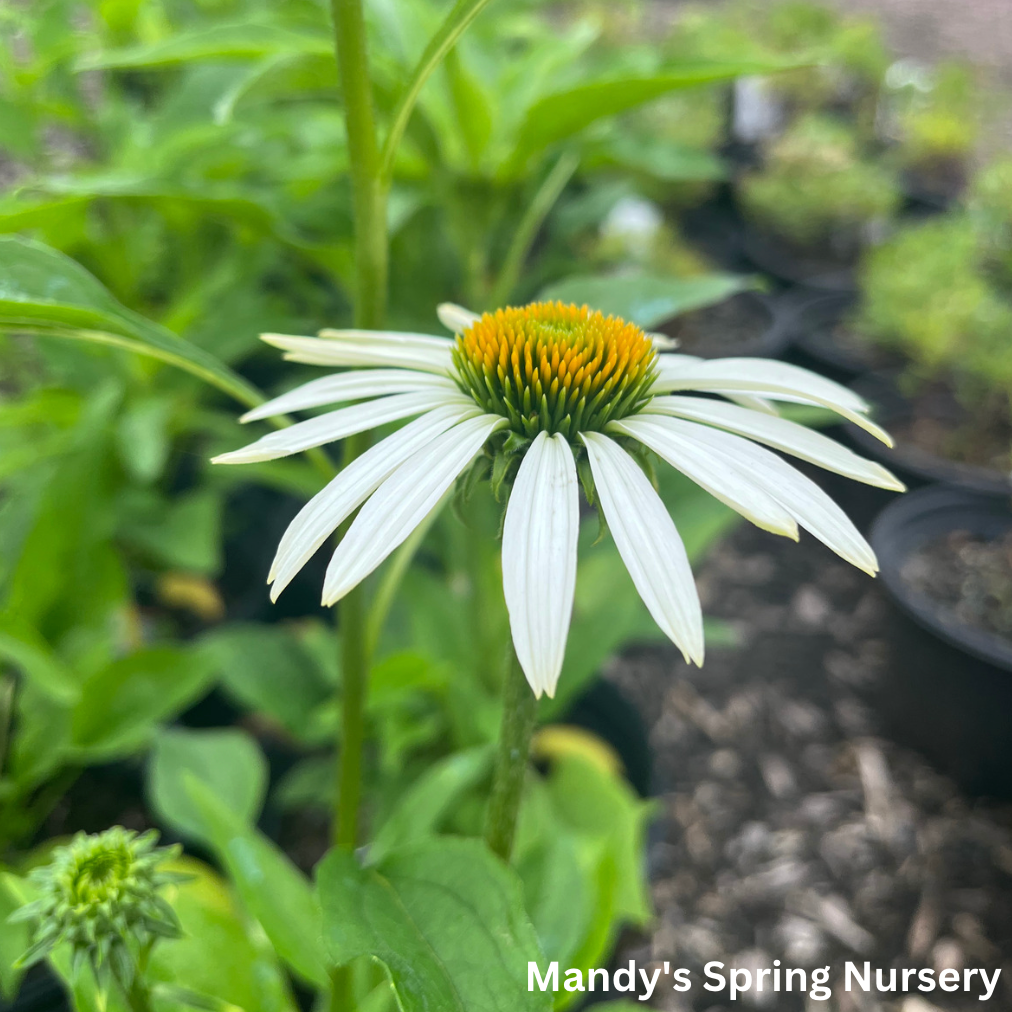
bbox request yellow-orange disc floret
[452,301,658,440]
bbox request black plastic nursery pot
[843,373,1012,496]
[868,485,1012,798]
[660,290,792,361]
[783,290,900,384]
[739,222,858,293]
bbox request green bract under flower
[452,301,658,440]
[12,828,184,986]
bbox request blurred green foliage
[0,0,763,1007]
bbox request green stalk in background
[330,0,388,852]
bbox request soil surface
[902,530,1012,642]
[608,520,1012,1010]
[888,382,1012,474]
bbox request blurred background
[1,0,1012,1009]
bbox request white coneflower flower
[213,301,903,698]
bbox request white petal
[321,413,507,605]
[581,432,704,665]
[612,416,799,538]
[212,390,469,464]
[437,302,480,334]
[502,432,579,699]
[652,357,892,444]
[260,333,453,373]
[241,370,459,423]
[652,353,778,415]
[642,417,879,575]
[648,331,679,350]
[316,328,452,349]
[645,395,905,491]
[268,403,481,600]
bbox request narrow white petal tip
[210,448,269,465]
[649,332,679,350]
[437,302,480,333]
[210,450,247,465]
[238,410,257,424]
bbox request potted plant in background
[848,212,1012,493]
[738,113,901,288]
[881,60,982,206]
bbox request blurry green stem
[484,649,538,862]
[331,0,388,854]
[0,676,13,781]
[489,150,580,308]
[366,493,448,654]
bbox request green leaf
[201,624,332,741]
[318,839,551,1012]
[507,62,783,169]
[595,133,726,182]
[543,756,654,927]
[149,857,296,1012]
[186,778,328,988]
[379,0,497,180]
[149,727,268,844]
[70,646,217,759]
[121,489,224,575]
[77,23,332,71]
[0,872,29,999]
[371,746,492,861]
[539,272,755,330]
[0,616,80,703]
[0,237,262,408]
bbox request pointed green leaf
[0,617,80,703]
[539,272,756,330]
[186,778,328,988]
[149,727,268,844]
[318,838,551,1012]
[0,237,261,408]
[507,62,787,170]
[76,24,332,71]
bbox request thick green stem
[484,649,538,862]
[330,0,388,853]
[332,0,387,334]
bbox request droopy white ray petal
[268,403,481,599]
[437,302,480,333]
[645,395,905,491]
[212,390,468,464]
[260,334,453,374]
[581,432,704,666]
[652,357,892,444]
[322,414,507,605]
[317,328,453,348]
[502,432,579,699]
[612,417,798,538]
[241,370,459,423]
[647,417,879,575]
[651,353,778,415]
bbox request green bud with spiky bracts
[9,827,186,994]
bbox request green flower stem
[330,0,388,856]
[484,649,538,862]
[332,0,387,335]
[488,150,580,309]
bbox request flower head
[213,301,904,699]
[11,828,183,986]
[453,302,657,439]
